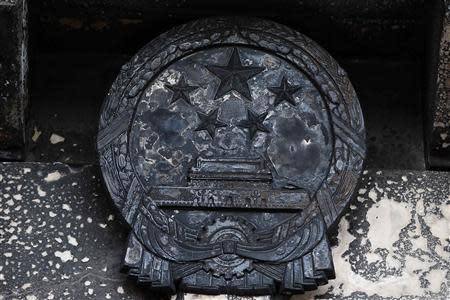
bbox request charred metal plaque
[97,17,366,296]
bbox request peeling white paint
[31,126,41,142]
[37,185,46,197]
[54,250,73,263]
[44,171,63,182]
[67,235,78,246]
[366,196,411,252]
[49,133,65,144]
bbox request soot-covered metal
[97,17,366,296]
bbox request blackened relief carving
[97,17,366,296]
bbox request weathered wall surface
[0,0,27,160]
[429,0,450,168]
[32,0,427,56]
[0,165,448,299]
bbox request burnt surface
[1,164,448,299]
[31,0,428,57]
[26,55,426,170]
[96,18,365,295]
[0,0,27,160]
[26,53,128,164]
[25,0,443,171]
[0,1,448,299]
[428,0,450,169]
[341,59,424,170]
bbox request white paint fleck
[416,198,425,216]
[54,250,73,262]
[32,126,42,142]
[44,171,63,182]
[22,283,31,290]
[368,189,377,202]
[13,194,22,200]
[433,121,446,127]
[81,257,89,262]
[62,204,72,211]
[23,168,31,174]
[67,235,78,246]
[180,295,230,300]
[37,185,46,197]
[49,133,65,144]
[117,286,124,294]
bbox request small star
[165,76,199,105]
[206,48,265,101]
[237,109,270,140]
[195,109,227,138]
[267,76,301,107]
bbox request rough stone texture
[0,163,150,299]
[0,0,27,160]
[1,163,449,299]
[429,0,450,169]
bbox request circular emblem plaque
[97,17,365,295]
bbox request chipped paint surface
[302,170,450,299]
[0,163,147,299]
[1,164,449,299]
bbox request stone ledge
[0,163,449,299]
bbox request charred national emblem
[97,17,366,296]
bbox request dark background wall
[32,0,428,57]
[24,0,444,170]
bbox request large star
[165,75,199,105]
[237,109,270,140]
[268,76,301,107]
[194,109,227,138]
[206,48,265,101]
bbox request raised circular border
[97,17,366,246]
